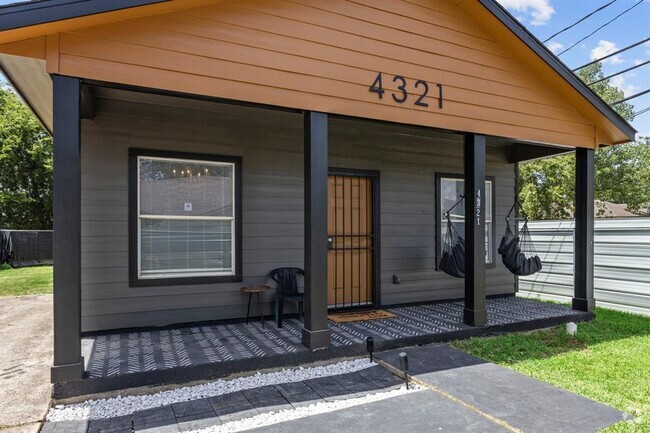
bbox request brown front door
[327,173,375,309]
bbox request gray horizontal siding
[80,90,515,332]
[519,218,650,316]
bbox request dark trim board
[573,148,595,311]
[127,148,243,287]
[463,133,487,326]
[302,111,332,350]
[514,163,520,293]
[51,75,84,382]
[328,167,381,309]
[508,143,572,163]
[0,0,169,31]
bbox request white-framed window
[130,150,241,285]
[438,175,495,264]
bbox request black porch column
[302,111,331,350]
[51,75,84,382]
[573,148,595,311]
[463,133,487,326]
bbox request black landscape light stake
[366,336,374,363]
[399,352,409,389]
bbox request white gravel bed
[186,385,421,433]
[47,359,376,422]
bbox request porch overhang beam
[51,74,84,383]
[573,148,596,311]
[302,111,331,350]
[80,84,94,120]
[508,143,571,163]
[463,133,487,326]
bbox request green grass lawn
[0,263,53,296]
[450,306,650,432]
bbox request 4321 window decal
[369,72,444,109]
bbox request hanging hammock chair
[498,200,543,276]
[439,196,465,278]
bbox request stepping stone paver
[133,406,179,433]
[171,398,215,419]
[331,371,381,396]
[87,415,132,433]
[303,376,352,401]
[41,420,89,433]
[274,382,323,408]
[209,391,258,423]
[171,398,221,432]
[357,365,404,390]
[241,385,292,414]
[176,416,221,432]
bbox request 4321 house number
[369,72,443,109]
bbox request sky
[496,0,649,137]
[0,0,648,137]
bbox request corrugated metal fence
[518,218,650,316]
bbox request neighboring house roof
[0,0,637,143]
[597,201,649,218]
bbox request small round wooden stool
[241,285,270,327]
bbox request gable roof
[474,0,635,142]
[0,0,637,143]
[0,0,169,31]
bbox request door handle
[327,237,333,249]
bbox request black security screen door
[327,173,375,309]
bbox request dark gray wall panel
[80,90,516,332]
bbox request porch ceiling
[89,85,568,163]
[0,52,52,132]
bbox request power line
[573,37,650,71]
[557,0,644,57]
[634,106,649,116]
[588,60,650,85]
[611,88,650,105]
[543,0,621,43]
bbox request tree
[0,85,53,229]
[578,62,635,120]
[519,62,650,219]
[595,138,650,214]
[519,153,575,220]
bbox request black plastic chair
[269,267,305,328]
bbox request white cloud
[610,76,639,97]
[590,40,624,65]
[546,41,564,54]
[634,59,644,66]
[498,0,555,25]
